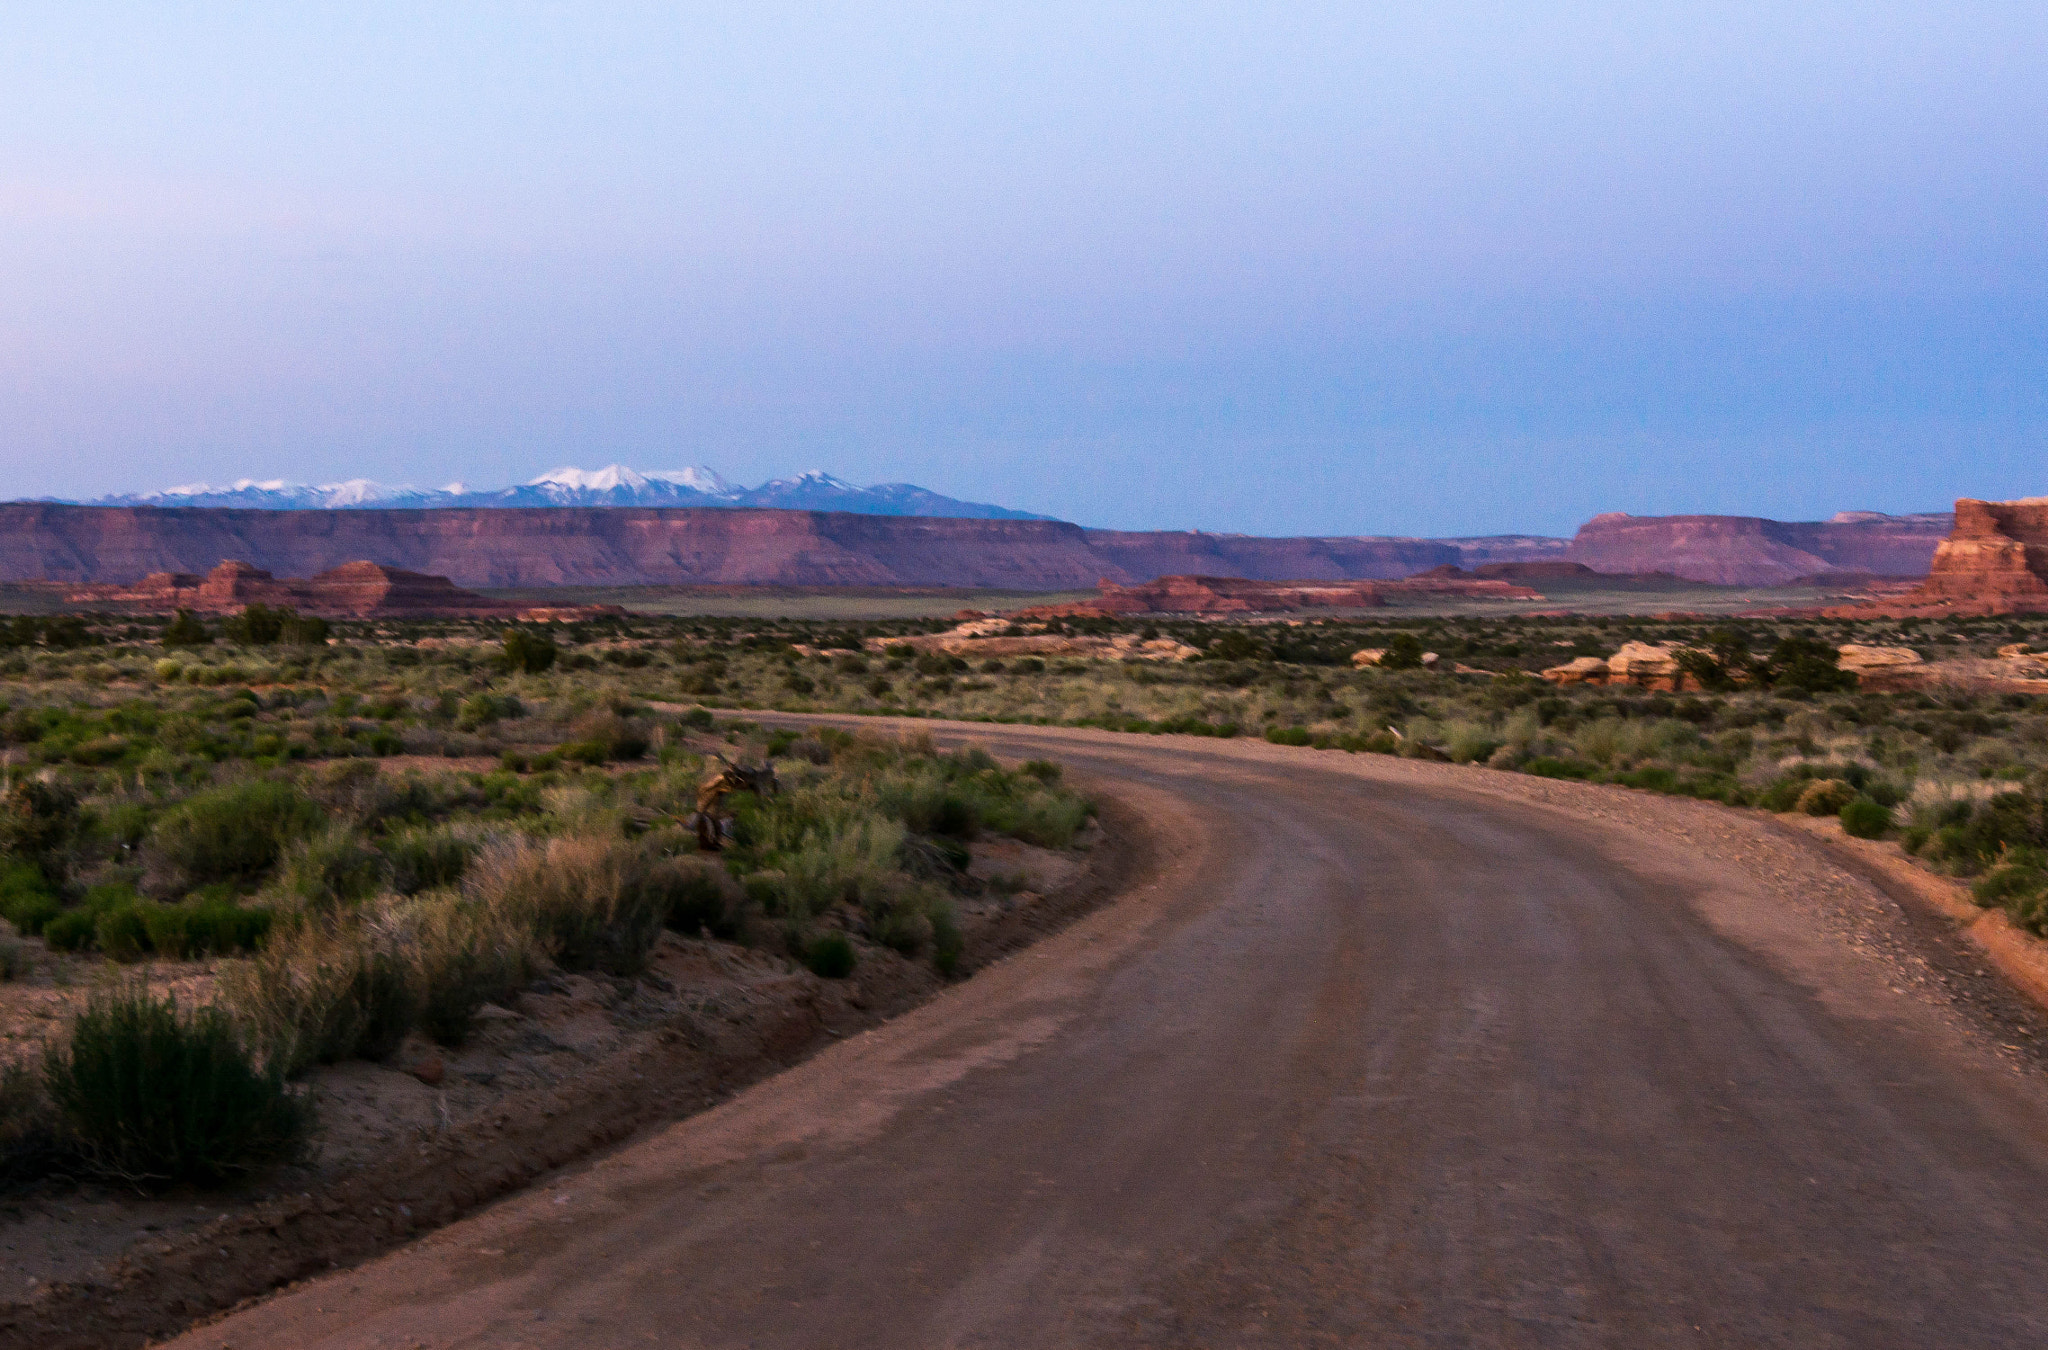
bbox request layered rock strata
[1826,499,2048,617]
[1565,511,1951,585]
[64,559,610,620]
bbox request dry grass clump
[462,835,670,977]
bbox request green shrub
[274,826,386,909]
[151,780,323,887]
[802,931,857,979]
[391,893,540,1047]
[95,906,151,963]
[1757,778,1806,813]
[661,858,747,939]
[0,779,79,877]
[930,903,963,977]
[464,835,669,976]
[43,986,306,1185]
[220,918,419,1073]
[1380,633,1427,670]
[382,825,479,896]
[1840,798,1893,839]
[161,608,211,648]
[1522,757,1596,781]
[500,627,557,674]
[43,910,97,952]
[0,858,60,936]
[1264,726,1313,747]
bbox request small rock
[410,1057,445,1087]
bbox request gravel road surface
[172,723,2048,1348]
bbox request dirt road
[172,724,2048,1348]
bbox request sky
[1,2,2044,537]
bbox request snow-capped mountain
[78,465,1054,521]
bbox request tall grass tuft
[42,985,306,1185]
[463,835,671,976]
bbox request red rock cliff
[0,504,1512,589]
[1829,498,2048,616]
[1564,511,1951,585]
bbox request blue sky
[1,3,2043,535]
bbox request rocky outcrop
[1565,511,1952,585]
[1826,499,2048,617]
[867,616,1200,663]
[63,559,608,619]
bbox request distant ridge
[0,500,1953,590]
[72,464,1056,522]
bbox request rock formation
[1826,499,2048,617]
[867,616,1200,663]
[0,504,1568,591]
[63,559,611,620]
[0,502,1956,592]
[1565,511,1952,585]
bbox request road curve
[172,724,2048,1348]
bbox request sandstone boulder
[1836,644,1924,673]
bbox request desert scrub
[378,890,542,1047]
[42,985,306,1185]
[462,834,671,977]
[149,779,323,887]
[220,918,421,1074]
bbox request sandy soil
[0,817,1121,1349]
[141,720,2048,1349]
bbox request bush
[1020,759,1061,784]
[1522,757,1597,781]
[1757,778,1807,813]
[802,931,857,979]
[1264,726,1313,746]
[464,835,670,976]
[43,986,306,1185]
[42,910,97,952]
[0,858,60,936]
[161,608,211,648]
[1840,798,1893,839]
[931,904,963,977]
[95,905,151,963]
[501,627,557,674]
[660,857,747,939]
[0,779,79,878]
[382,825,480,896]
[151,780,323,886]
[1972,854,2048,936]
[220,919,420,1074]
[1380,633,1427,670]
[273,826,386,910]
[389,893,540,1047]
[1795,779,1858,816]
[141,899,272,959]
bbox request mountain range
[75,466,1055,521]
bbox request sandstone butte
[1562,510,1952,586]
[0,502,1950,591]
[62,559,618,621]
[1826,498,2048,618]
